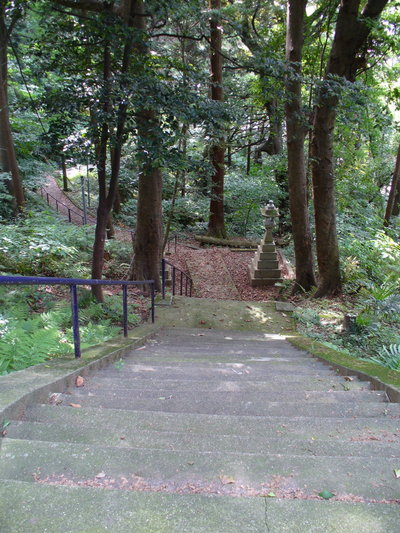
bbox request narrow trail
[41,174,282,300]
[42,175,133,243]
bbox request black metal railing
[161,259,192,299]
[0,275,155,359]
[40,187,86,224]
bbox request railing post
[161,259,166,300]
[69,284,81,358]
[172,267,176,296]
[151,282,155,323]
[46,192,49,205]
[68,208,72,223]
[180,271,183,295]
[122,285,128,337]
[56,200,59,213]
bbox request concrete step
[0,438,398,501]
[54,392,398,417]
[81,375,372,392]
[99,364,339,381]
[62,387,388,405]
[24,405,400,441]
[1,480,398,533]
[5,420,400,458]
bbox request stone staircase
[1,327,399,532]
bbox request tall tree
[0,0,26,212]
[310,0,389,297]
[207,0,226,238]
[285,0,316,293]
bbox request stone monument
[248,200,282,286]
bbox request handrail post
[122,285,128,337]
[68,208,72,222]
[161,258,166,300]
[172,267,176,296]
[151,282,155,323]
[69,284,81,358]
[180,271,183,295]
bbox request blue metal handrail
[161,259,193,299]
[0,275,155,359]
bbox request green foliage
[0,285,139,375]
[0,210,94,277]
[370,344,400,371]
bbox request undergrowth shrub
[0,286,139,375]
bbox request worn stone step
[125,350,319,364]
[63,387,388,405]
[5,420,400,458]
[0,439,398,501]
[81,376,372,392]
[24,405,400,440]
[55,392,398,418]
[1,480,398,533]
[99,364,338,381]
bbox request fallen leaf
[68,403,81,408]
[394,469,400,479]
[319,490,335,500]
[95,472,106,479]
[220,475,235,485]
[344,376,354,382]
[75,376,85,387]
[266,492,276,498]
[199,320,206,325]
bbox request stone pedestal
[248,201,282,287]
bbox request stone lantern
[248,200,282,286]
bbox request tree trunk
[207,0,226,239]
[61,154,69,191]
[132,0,163,291]
[285,0,316,294]
[132,110,163,291]
[310,0,388,298]
[383,142,400,227]
[90,1,138,301]
[0,4,24,212]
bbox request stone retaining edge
[287,335,400,403]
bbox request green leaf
[266,492,276,498]
[319,490,335,500]
[394,469,400,479]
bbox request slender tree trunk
[207,0,226,238]
[384,142,400,227]
[311,0,388,297]
[91,39,111,302]
[61,154,69,191]
[285,0,316,294]
[91,1,137,300]
[0,5,24,211]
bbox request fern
[370,344,400,371]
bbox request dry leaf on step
[68,403,81,408]
[75,376,85,387]
[220,475,235,485]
